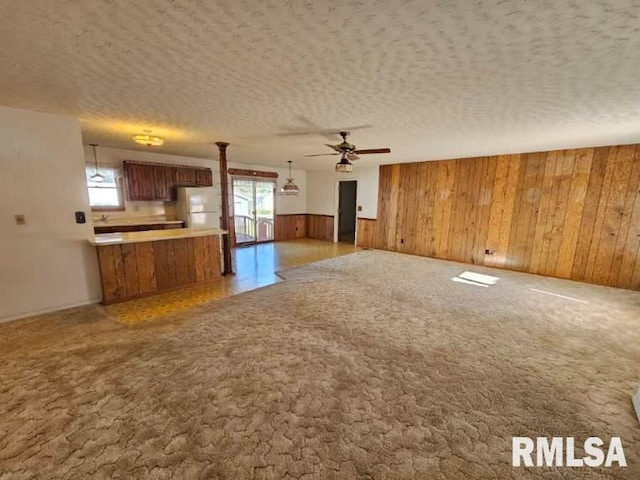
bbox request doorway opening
[232,178,275,245]
[338,180,357,244]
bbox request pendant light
[89,144,105,182]
[335,153,354,173]
[281,160,300,195]
[132,129,164,146]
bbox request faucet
[99,214,111,222]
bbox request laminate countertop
[89,228,227,246]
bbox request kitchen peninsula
[90,228,226,304]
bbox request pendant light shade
[335,155,354,173]
[89,144,105,182]
[281,160,300,195]
[132,129,164,146]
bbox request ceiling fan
[304,131,390,172]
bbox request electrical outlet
[358,205,363,212]
[14,214,25,225]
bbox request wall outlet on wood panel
[485,249,495,256]
[14,214,25,225]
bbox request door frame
[333,179,359,245]
[232,176,277,246]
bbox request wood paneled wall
[356,218,378,248]
[307,214,335,242]
[96,235,222,304]
[361,144,640,290]
[230,214,334,243]
[275,214,307,241]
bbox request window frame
[86,165,126,212]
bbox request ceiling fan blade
[353,148,391,155]
[324,143,342,152]
[304,153,339,157]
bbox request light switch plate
[14,214,25,225]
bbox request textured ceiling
[2,0,640,170]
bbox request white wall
[0,107,101,322]
[352,166,380,219]
[306,166,380,219]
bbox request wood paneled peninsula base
[90,228,226,304]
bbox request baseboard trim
[0,298,102,324]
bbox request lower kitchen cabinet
[94,234,222,303]
[94,223,184,234]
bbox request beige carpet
[1,250,639,479]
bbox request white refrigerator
[176,187,220,229]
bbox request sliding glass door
[232,178,275,245]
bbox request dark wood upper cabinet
[175,167,198,186]
[124,162,155,201]
[153,166,176,201]
[196,169,213,186]
[123,161,213,201]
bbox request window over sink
[86,165,124,211]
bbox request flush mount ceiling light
[89,143,104,182]
[132,129,164,146]
[335,154,354,173]
[281,160,300,195]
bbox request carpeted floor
[1,250,639,479]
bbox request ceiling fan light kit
[335,156,354,173]
[132,129,164,146]
[280,160,300,195]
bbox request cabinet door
[175,167,197,186]
[196,169,213,186]
[153,166,175,201]
[124,162,155,200]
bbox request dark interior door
[338,181,357,243]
